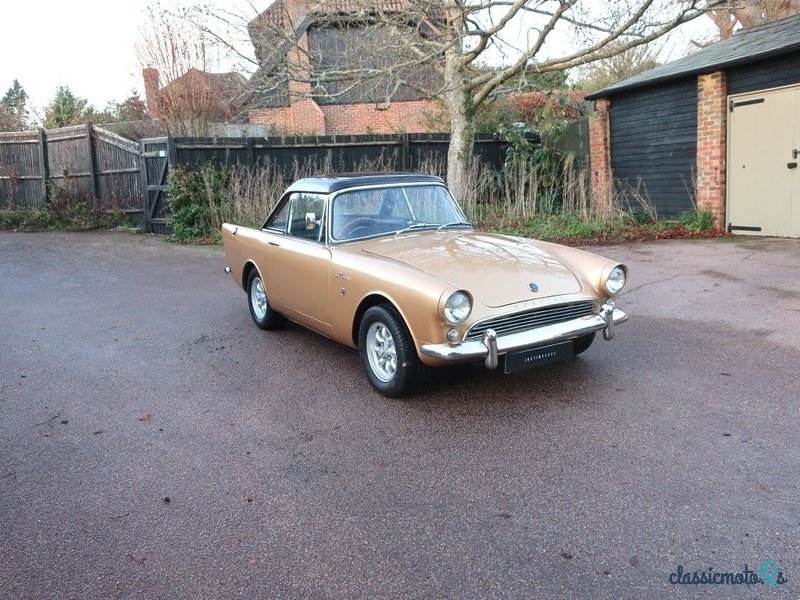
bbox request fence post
[400,133,410,171]
[166,136,177,166]
[85,122,99,201]
[139,139,150,233]
[38,128,50,204]
[246,138,256,169]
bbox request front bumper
[420,303,628,369]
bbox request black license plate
[504,341,574,374]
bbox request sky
[2,1,152,114]
[1,1,716,120]
[0,0,263,116]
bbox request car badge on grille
[528,282,539,292]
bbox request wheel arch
[242,261,258,291]
[351,293,411,348]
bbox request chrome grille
[465,300,598,341]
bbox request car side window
[265,199,291,233]
[287,193,326,242]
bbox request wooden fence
[0,124,143,223]
[163,132,520,173]
[139,132,530,232]
[2,128,536,234]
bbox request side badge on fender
[528,282,539,293]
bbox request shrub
[679,208,715,233]
[167,163,230,242]
[0,186,126,231]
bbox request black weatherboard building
[587,14,800,238]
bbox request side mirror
[305,212,317,230]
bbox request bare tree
[707,0,799,39]
[576,43,661,92]
[193,0,724,199]
[0,105,23,132]
[136,6,245,136]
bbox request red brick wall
[248,99,326,135]
[249,99,438,135]
[589,98,613,213]
[322,100,437,135]
[696,71,727,230]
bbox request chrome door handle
[268,241,280,247]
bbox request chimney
[143,68,161,118]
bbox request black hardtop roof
[284,173,445,195]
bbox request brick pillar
[589,98,613,214]
[696,71,727,231]
[286,31,326,134]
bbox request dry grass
[174,143,714,245]
[212,150,401,230]
[212,153,653,229]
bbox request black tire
[358,305,422,397]
[573,332,596,356]
[246,268,286,330]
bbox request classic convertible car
[222,173,628,397]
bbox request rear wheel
[358,305,421,397]
[247,269,286,330]
[573,332,595,355]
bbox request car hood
[360,231,582,307]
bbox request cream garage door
[727,84,800,238]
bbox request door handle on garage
[793,148,799,159]
[788,162,798,169]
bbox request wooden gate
[139,137,173,233]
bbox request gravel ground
[0,231,798,599]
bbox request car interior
[333,188,412,240]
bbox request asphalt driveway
[1,231,798,599]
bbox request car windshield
[331,184,470,241]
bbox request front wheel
[358,305,422,397]
[247,269,286,330]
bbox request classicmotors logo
[669,562,788,589]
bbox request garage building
[586,14,800,238]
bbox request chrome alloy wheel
[366,322,397,382]
[250,276,267,320]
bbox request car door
[262,192,332,328]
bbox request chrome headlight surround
[442,290,472,325]
[604,264,627,295]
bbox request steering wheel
[339,217,380,240]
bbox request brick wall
[248,100,326,135]
[249,99,438,135]
[589,98,613,213]
[696,70,727,230]
[322,100,437,135]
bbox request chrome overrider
[421,302,628,369]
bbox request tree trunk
[446,95,474,204]
[443,22,474,204]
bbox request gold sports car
[222,173,628,397]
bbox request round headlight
[443,291,472,325]
[605,265,627,295]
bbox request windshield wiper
[394,222,437,238]
[437,221,473,231]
